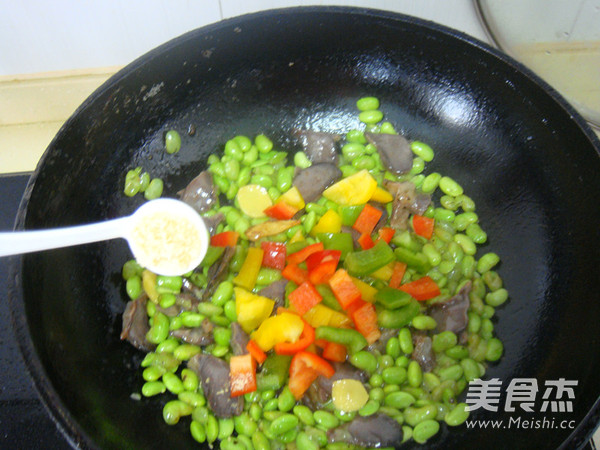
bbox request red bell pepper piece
[261,241,287,270]
[289,281,323,315]
[274,320,315,355]
[412,215,435,240]
[287,242,324,265]
[328,269,362,310]
[322,341,347,362]
[246,339,267,364]
[352,204,383,235]
[388,262,407,289]
[377,227,396,244]
[350,302,381,345]
[399,276,441,301]
[307,250,342,285]
[357,232,375,250]
[288,351,335,399]
[229,354,257,397]
[282,263,308,285]
[264,201,298,220]
[210,231,239,247]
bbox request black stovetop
[0,173,69,449]
[0,173,595,450]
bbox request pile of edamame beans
[121,97,509,449]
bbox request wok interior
[13,8,600,449]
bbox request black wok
[8,6,600,450]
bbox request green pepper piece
[201,246,225,267]
[394,247,431,274]
[377,300,421,329]
[375,287,414,309]
[256,354,292,391]
[315,326,368,355]
[340,205,365,226]
[315,284,342,312]
[317,232,354,261]
[344,240,395,277]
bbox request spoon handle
[0,217,131,257]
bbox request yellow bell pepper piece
[322,170,377,206]
[252,312,304,351]
[290,228,304,243]
[370,186,394,203]
[370,261,395,281]
[142,270,159,303]
[236,184,273,218]
[350,276,378,303]
[278,186,305,210]
[234,287,275,334]
[303,304,334,328]
[233,247,264,290]
[329,309,353,328]
[310,209,342,236]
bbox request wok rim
[7,5,600,449]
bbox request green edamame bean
[252,431,271,450]
[190,420,206,443]
[181,368,199,392]
[204,414,219,443]
[413,419,440,444]
[174,344,201,361]
[396,355,410,368]
[155,338,179,354]
[482,270,503,291]
[461,255,476,278]
[359,109,384,124]
[421,173,442,195]
[342,142,366,160]
[302,211,317,234]
[384,391,416,409]
[212,327,232,348]
[382,366,407,385]
[398,328,414,355]
[369,387,384,402]
[412,315,437,331]
[296,431,319,450]
[225,140,244,161]
[423,373,441,391]
[466,223,487,244]
[386,337,401,358]
[224,159,240,181]
[357,96,380,111]
[144,178,163,200]
[445,345,469,360]
[358,399,380,417]
[486,338,504,362]
[216,417,235,441]
[255,134,273,153]
[340,164,358,177]
[242,147,258,167]
[178,391,206,408]
[180,312,205,328]
[294,404,316,426]
[263,398,279,411]
[346,129,367,144]
[410,141,435,162]
[163,400,193,425]
[445,402,469,426]
[383,384,400,394]
[433,207,455,223]
[234,412,257,436]
[422,243,442,266]
[379,354,395,369]
[409,157,425,176]
[380,121,396,134]
[453,233,477,256]
[163,372,184,394]
[477,252,500,273]
[439,176,464,197]
[294,151,312,168]
[122,259,142,280]
[158,292,176,309]
[350,351,378,373]
[143,365,166,382]
[197,302,223,317]
[313,411,339,429]
[278,387,296,412]
[270,414,298,435]
[486,288,508,307]
[480,318,494,339]
[224,300,237,322]
[126,276,142,300]
[454,212,478,231]
[142,381,166,397]
[352,154,376,170]
[212,281,234,306]
[460,358,480,382]
[438,364,464,382]
[276,167,293,192]
[467,312,481,334]
[404,404,437,427]
[407,361,423,387]
[440,194,461,211]
[432,331,458,353]
[146,312,170,344]
[411,174,425,189]
[211,345,229,357]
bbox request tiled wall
[0,0,489,76]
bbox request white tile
[0,0,222,76]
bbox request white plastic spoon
[0,198,209,276]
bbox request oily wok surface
[9,7,600,450]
